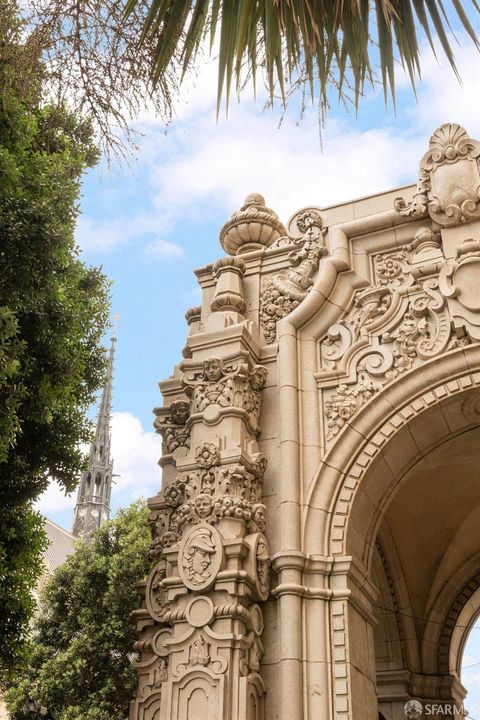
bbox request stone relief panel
[260,209,328,343]
[183,357,267,434]
[178,524,224,591]
[318,226,471,445]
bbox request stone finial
[219,193,287,255]
[395,123,480,227]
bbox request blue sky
[36,10,480,710]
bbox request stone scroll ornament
[260,209,328,343]
[394,123,480,226]
[318,229,471,444]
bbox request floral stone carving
[260,209,327,343]
[178,523,223,591]
[319,243,469,444]
[395,123,480,226]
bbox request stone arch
[303,344,480,719]
[448,589,480,681]
[304,343,480,566]
[419,553,480,676]
[438,574,480,676]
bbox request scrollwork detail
[260,210,327,343]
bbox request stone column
[131,352,270,720]
[131,194,287,720]
[329,558,379,720]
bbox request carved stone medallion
[245,533,271,601]
[178,523,223,591]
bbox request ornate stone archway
[130,124,480,720]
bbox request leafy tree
[5,501,151,720]
[21,0,184,158]
[126,0,480,113]
[0,3,110,678]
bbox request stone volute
[219,193,287,255]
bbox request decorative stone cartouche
[219,193,287,255]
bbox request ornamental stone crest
[395,123,480,226]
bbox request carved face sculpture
[195,493,213,519]
[252,503,266,531]
[256,537,270,594]
[250,366,267,391]
[171,400,189,426]
[203,358,223,382]
[185,528,216,582]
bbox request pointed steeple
[72,332,116,538]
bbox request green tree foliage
[6,501,151,720]
[125,0,480,113]
[0,2,110,678]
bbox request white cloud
[37,412,161,521]
[406,40,480,138]
[76,212,186,259]
[145,238,186,260]
[140,109,424,227]
[36,480,77,514]
[79,30,480,255]
[110,411,161,506]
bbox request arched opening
[372,421,480,717]
[460,617,480,718]
[84,472,92,499]
[95,472,102,497]
[312,376,480,720]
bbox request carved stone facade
[131,125,480,720]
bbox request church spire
[72,331,116,538]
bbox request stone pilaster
[131,238,271,720]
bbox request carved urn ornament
[219,193,287,255]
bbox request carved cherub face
[250,367,267,391]
[171,401,189,426]
[195,493,213,518]
[203,358,223,382]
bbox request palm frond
[125,0,480,113]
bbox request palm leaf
[125,0,480,112]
